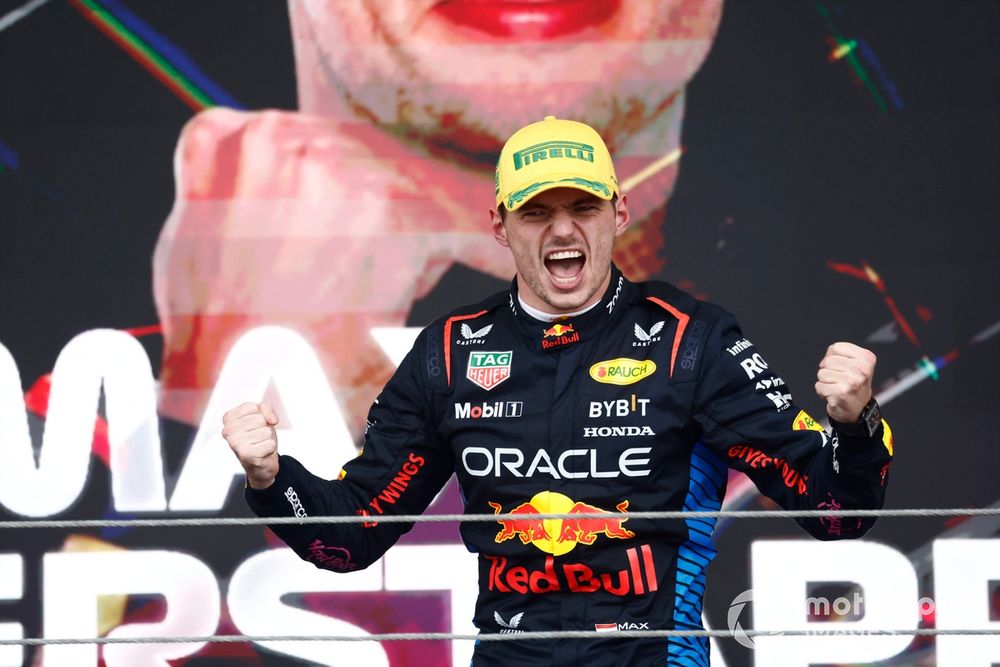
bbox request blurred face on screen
[155,0,723,427]
[289,0,723,156]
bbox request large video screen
[1,1,998,665]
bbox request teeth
[547,250,583,261]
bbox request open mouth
[544,249,586,289]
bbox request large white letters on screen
[229,545,485,667]
[370,327,422,368]
[228,548,389,667]
[0,331,165,517]
[0,326,420,516]
[751,541,918,666]
[0,554,23,667]
[10,327,998,666]
[384,545,477,667]
[934,539,1000,666]
[42,550,219,666]
[169,326,351,510]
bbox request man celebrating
[223,116,893,667]
[154,0,723,434]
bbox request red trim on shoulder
[646,296,690,379]
[443,310,489,387]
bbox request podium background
[1,1,998,665]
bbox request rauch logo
[588,358,656,386]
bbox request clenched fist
[222,402,281,490]
[815,342,877,424]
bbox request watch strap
[829,397,881,438]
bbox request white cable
[0,627,996,647]
[0,507,996,530]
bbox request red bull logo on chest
[543,323,574,337]
[488,491,634,556]
[541,322,580,350]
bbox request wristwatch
[829,397,882,438]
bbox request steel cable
[0,507,996,530]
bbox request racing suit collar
[509,264,631,351]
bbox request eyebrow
[516,203,551,215]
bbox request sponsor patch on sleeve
[792,409,825,432]
[881,419,894,456]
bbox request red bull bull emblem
[488,491,634,556]
[541,322,581,350]
[543,323,574,337]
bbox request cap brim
[504,173,617,211]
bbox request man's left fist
[815,342,877,423]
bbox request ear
[613,194,631,237]
[490,209,510,248]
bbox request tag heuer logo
[467,351,512,391]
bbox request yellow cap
[495,116,619,211]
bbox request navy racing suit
[245,265,894,667]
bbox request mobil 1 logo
[455,401,524,420]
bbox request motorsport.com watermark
[727,589,936,649]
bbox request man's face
[290,0,723,157]
[491,188,630,313]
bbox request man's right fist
[222,402,280,490]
